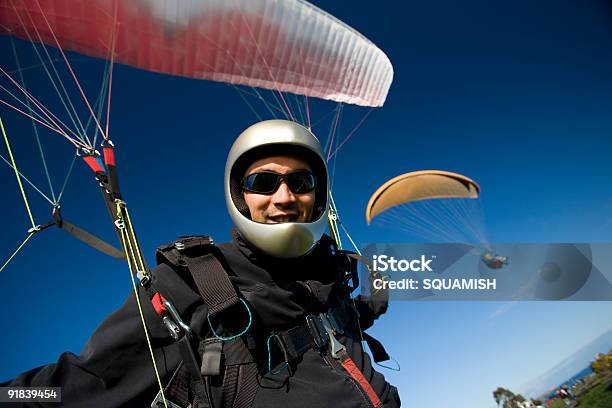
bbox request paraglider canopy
[365,170,480,224]
[1,0,393,108]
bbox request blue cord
[266,333,289,375]
[376,357,401,372]
[207,298,252,341]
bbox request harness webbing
[164,362,191,407]
[232,364,259,408]
[53,212,125,259]
[338,352,382,408]
[184,254,240,316]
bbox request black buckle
[305,315,328,349]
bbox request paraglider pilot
[2,120,400,408]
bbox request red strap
[340,355,382,408]
[151,293,168,316]
[103,147,116,167]
[82,155,105,173]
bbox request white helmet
[224,120,329,258]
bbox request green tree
[493,387,529,408]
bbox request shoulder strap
[156,236,258,408]
[156,236,239,316]
[185,253,239,316]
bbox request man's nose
[271,181,296,205]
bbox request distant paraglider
[365,170,480,224]
[481,251,509,269]
[365,170,485,243]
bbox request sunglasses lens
[287,172,316,193]
[243,171,316,194]
[244,172,279,193]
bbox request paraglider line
[1,116,36,228]
[10,1,89,143]
[310,107,341,128]
[184,17,284,121]
[325,104,342,160]
[104,2,119,141]
[339,222,361,256]
[0,66,82,143]
[56,153,78,205]
[327,108,373,161]
[10,36,57,203]
[232,86,285,117]
[90,60,112,146]
[119,225,168,408]
[232,86,263,121]
[0,84,57,130]
[0,232,34,274]
[0,99,83,148]
[0,153,55,206]
[3,58,63,77]
[291,94,305,126]
[305,96,311,129]
[237,11,295,122]
[33,0,107,142]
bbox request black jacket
[4,232,401,407]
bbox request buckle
[305,315,328,349]
[327,308,344,335]
[319,313,346,359]
[150,390,189,408]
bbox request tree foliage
[493,387,528,408]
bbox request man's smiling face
[243,155,315,224]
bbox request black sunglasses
[242,171,316,195]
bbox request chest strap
[267,305,349,371]
[267,308,382,408]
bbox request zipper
[321,351,376,408]
[318,313,382,408]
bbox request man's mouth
[267,213,299,223]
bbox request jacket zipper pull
[319,313,383,408]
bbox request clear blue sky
[1,1,612,407]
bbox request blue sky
[1,0,612,407]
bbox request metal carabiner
[163,299,193,337]
[319,313,346,359]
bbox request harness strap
[177,336,212,408]
[49,207,126,260]
[337,351,382,408]
[280,324,322,358]
[233,364,259,408]
[176,246,258,408]
[219,338,258,408]
[184,254,239,316]
[221,365,239,407]
[164,362,191,408]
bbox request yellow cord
[0,233,34,273]
[123,205,147,276]
[1,117,36,229]
[115,202,168,408]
